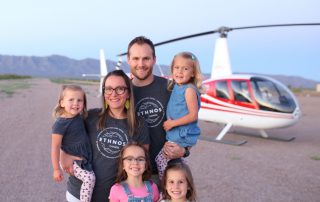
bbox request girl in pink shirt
[109,142,159,202]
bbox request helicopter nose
[293,108,301,119]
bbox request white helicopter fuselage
[198,74,301,130]
[200,99,299,129]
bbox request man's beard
[132,68,152,80]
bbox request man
[126,36,187,184]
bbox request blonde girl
[156,52,203,179]
[51,85,95,202]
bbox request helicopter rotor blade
[117,23,320,57]
[153,30,220,46]
[231,23,320,31]
[117,29,220,57]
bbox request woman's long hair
[97,70,137,136]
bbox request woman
[61,70,150,202]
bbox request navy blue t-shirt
[133,76,171,173]
[52,114,92,170]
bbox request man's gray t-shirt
[133,75,170,173]
[67,108,149,202]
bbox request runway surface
[0,79,319,201]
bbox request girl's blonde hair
[115,142,152,183]
[161,162,197,201]
[52,85,88,118]
[168,51,204,93]
[97,70,137,136]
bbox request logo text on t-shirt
[136,97,165,128]
[96,127,128,159]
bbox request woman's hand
[60,150,82,176]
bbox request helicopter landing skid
[200,122,247,146]
[199,135,247,146]
[235,130,295,142]
[262,135,295,142]
[236,133,296,142]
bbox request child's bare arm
[51,134,63,182]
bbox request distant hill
[0,54,165,78]
[0,54,318,89]
[250,74,319,89]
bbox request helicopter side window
[231,80,251,103]
[215,81,230,100]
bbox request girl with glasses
[109,142,159,202]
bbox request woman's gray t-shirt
[67,108,149,202]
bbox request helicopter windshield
[250,77,296,113]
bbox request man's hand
[60,150,81,176]
[163,141,185,159]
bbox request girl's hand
[163,118,175,131]
[53,169,64,182]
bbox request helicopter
[100,23,320,145]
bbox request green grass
[0,74,33,97]
[0,80,32,97]
[0,74,32,80]
[228,155,242,160]
[50,78,99,85]
[310,155,320,161]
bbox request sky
[1,0,320,81]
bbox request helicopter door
[230,80,257,109]
[215,80,231,102]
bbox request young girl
[51,85,95,202]
[160,163,197,202]
[109,142,159,202]
[156,52,203,179]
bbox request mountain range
[0,54,318,89]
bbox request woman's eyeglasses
[123,156,146,164]
[104,86,127,95]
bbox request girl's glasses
[104,86,127,95]
[123,156,146,164]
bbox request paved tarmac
[0,79,319,202]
